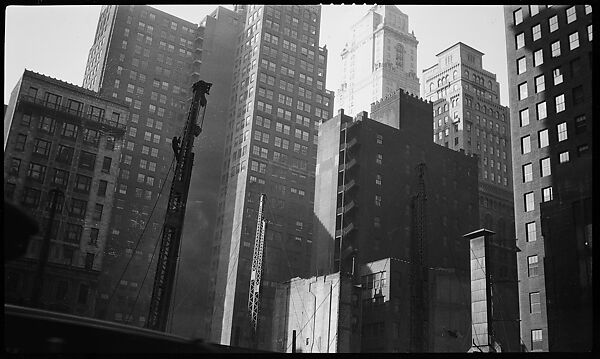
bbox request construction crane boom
[248,193,267,341]
[146,80,212,332]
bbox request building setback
[337,5,420,116]
[4,69,128,317]
[81,5,201,327]
[311,89,481,352]
[422,42,515,250]
[208,5,334,349]
[503,5,593,352]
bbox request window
[74,174,92,193]
[532,24,541,41]
[102,156,112,172]
[534,75,545,93]
[572,86,584,106]
[15,134,27,151]
[530,292,541,313]
[376,154,382,165]
[528,255,539,276]
[531,329,543,350]
[523,163,533,182]
[518,82,528,100]
[536,102,547,120]
[577,144,590,156]
[374,217,381,229]
[513,8,523,25]
[557,122,568,142]
[529,5,539,16]
[27,162,46,182]
[79,151,96,170]
[62,123,79,139]
[98,180,108,196]
[574,115,586,134]
[551,40,561,57]
[542,186,553,202]
[559,151,570,163]
[540,157,551,177]
[552,67,563,85]
[517,57,527,74]
[536,129,549,149]
[33,138,51,157]
[534,49,543,66]
[376,134,383,144]
[375,195,382,207]
[519,108,530,127]
[9,158,21,176]
[21,187,41,208]
[524,192,535,212]
[569,32,580,50]
[566,6,577,23]
[588,25,593,41]
[93,204,103,221]
[515,32,525,49]
[585,4,592,14]
[549,15,558,32]
[521,135,531,154]
[70,198,87,218]
[526,222,537,242]
[376,174,382,186]
[89,228,99,245]
[38,116,56,133]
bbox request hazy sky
[4,5,509,106]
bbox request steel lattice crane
[248,193,267,344]
[146,80,212,332]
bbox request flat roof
[463,228,496,239]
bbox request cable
[126,225,163,325]
[104,156,175,318]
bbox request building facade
[81,5,201,327]
[4,70,128,317]
[422,42,515,252]
[208,5,334,349]
[337,5,420,116]
[503,5,593,352]
[312,90,481,352]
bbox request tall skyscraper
[337,5,420,117]
[504,5,592,352]
[208,5,334,349]
[422,42,516,259]
[4,70,127,316]
[82,5,201,326]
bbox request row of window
[521,115,587,154]
[514,5,591,27]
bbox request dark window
[570,57,582,78]
[9,158,21,176]
[106,136,115,151]
[74,174,92,193]
[577,144,589,156]
[111,112,121,125]
[61,123,79,139]
[15,134,27,151]
[28,87,38,98]
[85,253,95,270]
[82,128,100,146]
[40,218,60,240]
[64,246,74,265]
[572,86,584,105]
[44,92,62,109]
[78,284,89,305]
[78,151,96,170]
[33,138,52,157]
[70,199,87,218]
[27,162,47,183]
[55,280,68,301]
[21,187,41,208]
[51,169,69,188]
[56,145,74,164]
[89,106,105,122]
[93,204,103,221]
[102,157,112,172]
[64,223,82,243]
[574,115,586,134]
[21,112,32,127]
[5,183,16,200]
[67,99,84,115]
[97,180,108,197]
[89,228,99,245]
[38,116,56,133]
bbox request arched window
[444,104,448,111]
[495,111,499,118]
[453,70,457,80]
[464,70,469,77]
[476,103,481,111]
[395,43,405,69]
[430,83,434,92]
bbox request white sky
[4,5,509,107]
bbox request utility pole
[31,188,63,308]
